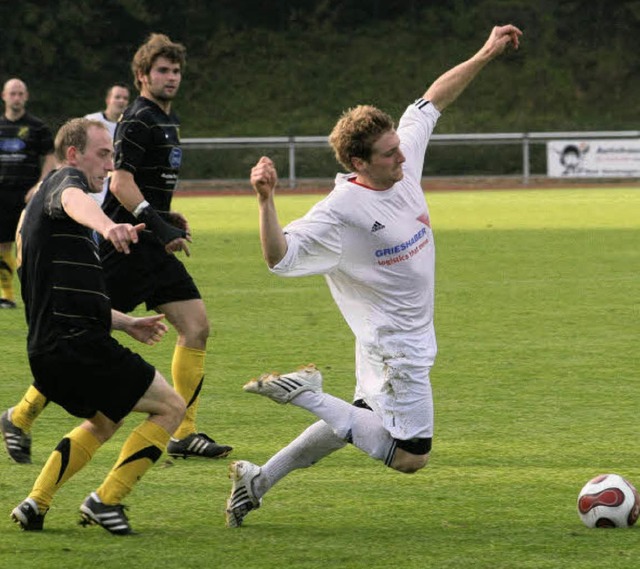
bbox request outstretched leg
[225,420,346,527]
[244,365,431,472]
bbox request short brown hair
[131,33,186,91]
[329,105,395,171]
[106,82,130,98]
[54,118,108,163]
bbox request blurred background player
[225,24,522,527]
[84,82,130,205]
[10,117,185,535]
[84,82,130,137]
[100,33,232,459]
[0,78,55,308]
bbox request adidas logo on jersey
[371,221,385,233]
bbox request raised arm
[425,24,522,112]
[251,156,288,268]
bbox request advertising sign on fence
[547,139,640,177]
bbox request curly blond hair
[328,105,395,171]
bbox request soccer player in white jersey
[85,83,130,139]
[225,24,522,527]
[84,83,130,204]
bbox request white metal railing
[182,131,640,187]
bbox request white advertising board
[547,139,640,177]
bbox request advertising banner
[547,139,640,177]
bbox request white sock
[255,420,346,497]
[291,391,396,464]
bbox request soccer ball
[577,473,640,528]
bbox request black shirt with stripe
[0,112,54,191]
[19,167,111,356]
[103,95,181,224]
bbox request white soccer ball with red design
[577,473,640,528]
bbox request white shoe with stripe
[243,364,322,404]
[225,460,262,528]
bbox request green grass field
[0,187,638,568]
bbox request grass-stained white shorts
[353,329,436,441]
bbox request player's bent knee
[199,318,211,341]
[391,451,430,473]
[390,437,432,473]
[187,317,210,345]
[167,302,210,346]
[140,374,186,432]
[156,392,185,435]
[167,389,187,422]
[85,414,123,443]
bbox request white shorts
[353,331,435,441]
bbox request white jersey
[84,111,117,138]
[272,100,441,361]
[84,111,117,204]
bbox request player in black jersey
[10,118,186,535]
[0,78,55,308]
[2,35,231,465]
[100,33,231,459]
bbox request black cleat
[11,498,46,531]
[79,492,133,535]
[167,432,232,459]
[1,409,32,464]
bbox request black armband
[137,204,186,245]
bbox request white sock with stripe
[255,420,346,497]
[291,391,396,465]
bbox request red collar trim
[348,176,388,191]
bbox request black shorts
[0,189,27,242]
[100,235,201,313]
[29,331,155,423]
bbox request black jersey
[19,167,111,356]
[103,96,181,223]
[0,112,54,191]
